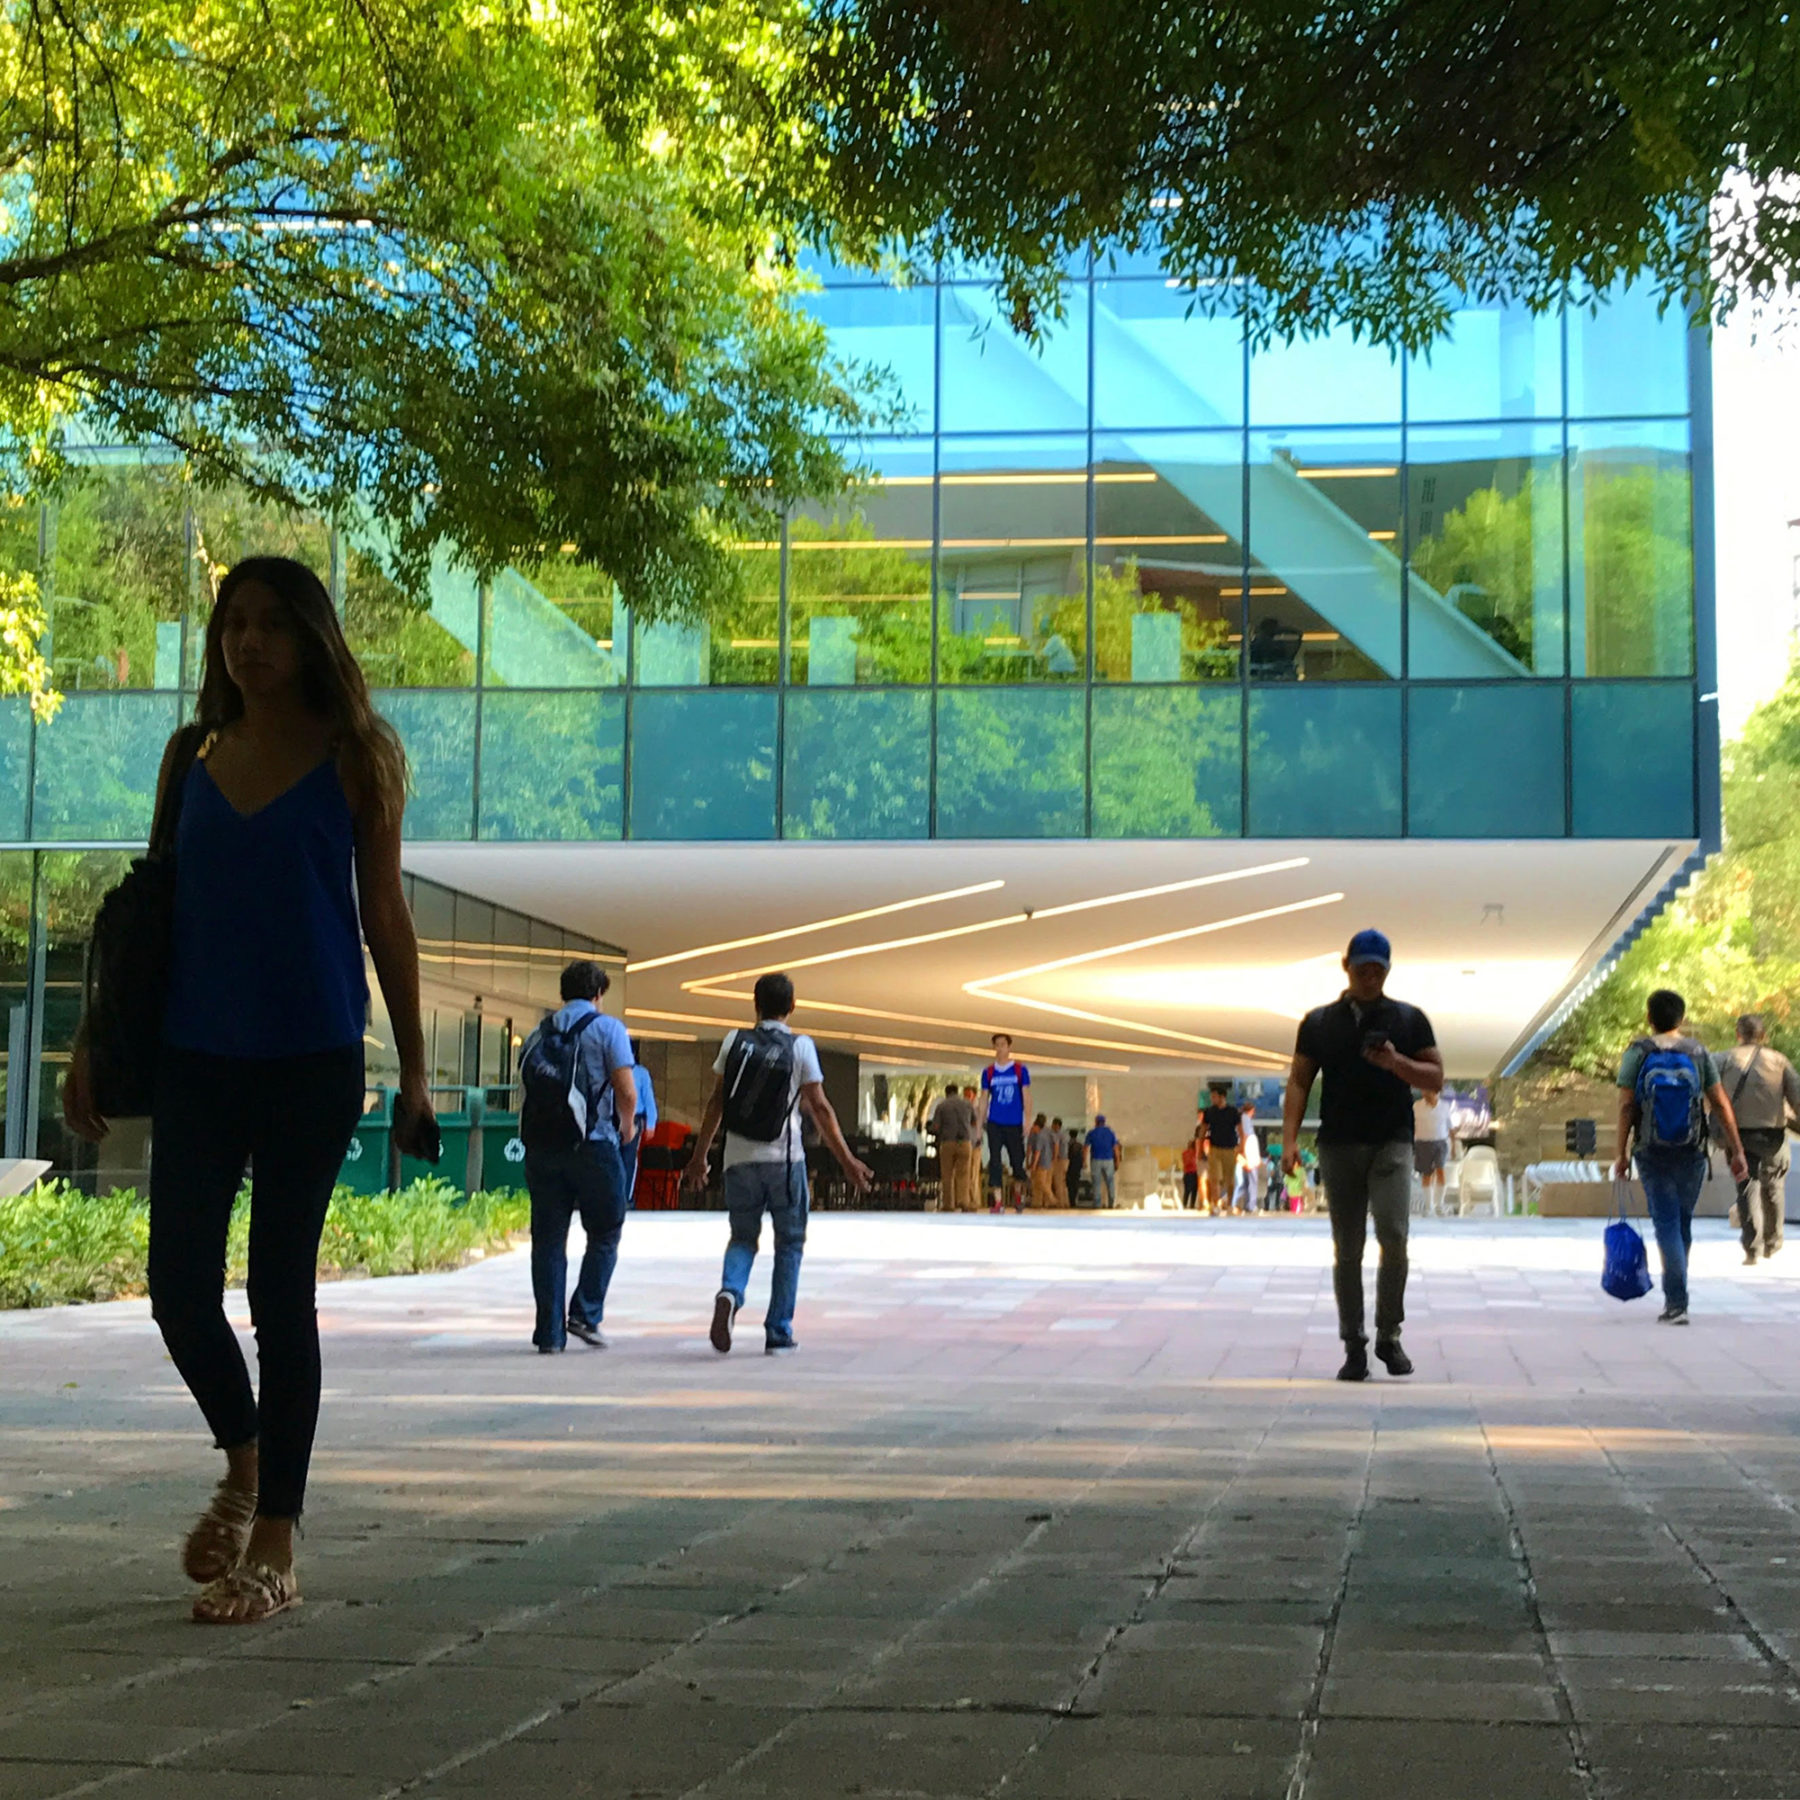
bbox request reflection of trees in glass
[1092,558,1237,681]
[705,540,782,685]
[1409,477,1546,664]
[49,466,188,690]
[31,695,180,841]
[378,695,475,840]
[783,692,929,837]
[786,511,930,683]
[937,690,1084,835]
[1091,689,1239,837]
[478,694,624,841]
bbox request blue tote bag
[1601,1176,1655,1302]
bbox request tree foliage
[0,0,886,714]
[1548,656,1800,1075]
[785,0,1800,345]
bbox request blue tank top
[162,755,368,1059]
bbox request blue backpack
[1633,1040,1706,1153]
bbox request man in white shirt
[684,972,872,1354]
[1413,1089,1453,1216]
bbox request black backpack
[519,1012,607,1154]
[83,724,207,1118]
[721,1024,798,1142]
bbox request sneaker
[1374,1337,1414,1377]
[1658,1305,1690,1325]
[765,1337,799,1356]
[536,1342,565,1355]
[1745,1253,1760,1267]
[710,1291,738,1355]
[1337,1342,1370,1382]
[566,1318,606,1348]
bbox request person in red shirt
[1180,1134,1201,1210]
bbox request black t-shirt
[1202,1104,1241,1150]
[1295,993,1437,1145]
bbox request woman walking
[64,555,430,1624]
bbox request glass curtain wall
[4,274,1701,848]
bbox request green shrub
[0,1179,531,1309]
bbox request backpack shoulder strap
[147,722,208,859]
[1731,1046,1762,1107]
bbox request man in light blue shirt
[621,1038,657,1201]
[1085,1116,1120,1208]
[522,961,636,1353]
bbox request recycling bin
[472,1085,525,1195]
[339,1089,393,1195]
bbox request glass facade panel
[629,689,777,839]
[1571,683,1696,839]
[936,688,1084,837]
[1569,422,1693,678]
[632,538,782,688]
[0,699,30,839]
[486,559,624,689]
[1407,685,1566,837]
[50,463,189,691]
[1092,282,1244,429]
[1405,300,1562,422]
[1248,687,1401,837]
[339,541,477,688]
[0,850,29,1155]
[940,285,1089,433]
[1250,322,1402,425]
[1246,430,1401,680]
[478,691,624,842]
[797,285,936,432]
[32,692,179,841]
[788,441,933,685]
[1407,425,1565,677]
[783,689,931,839]
[1568,285,1690,418]
[1093,433,1244,682]
[1091,687,1242,838]
[379,691,477,840]
[938,437,1087,683]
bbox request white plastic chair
[1457,1146,1501,1216]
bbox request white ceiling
[405,837,1694,1078]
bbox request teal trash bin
[398,1086,473,1194]
[339,1088,393,1195]
[473,1086,525,1196]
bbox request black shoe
[566,1318,606,1348]
[536,1342,565,1355]
[765,1337,799,1356]
[1337,1342,1369,1382]
[710,1290,738,1354]
[1375,1337,1414,1377]
[1658,1305,1690,1325]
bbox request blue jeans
[527,1139,628,1348]
[721,1160,809,1346]
[1092,1159,1117,1206]
[1638,1148,1708,1311]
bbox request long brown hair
[197,556,408,829]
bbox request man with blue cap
[1282,929,1443,1381]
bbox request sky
[1711,302,1800,741]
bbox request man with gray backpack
[518,961,638,1353]
[1613,988,1749,1324]
[683,972,873,1355]
[1718,1014,1800,1264]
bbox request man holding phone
[1282,930,1443,1382]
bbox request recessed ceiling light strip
[627,880,1006,973]
[685,859,1312,989]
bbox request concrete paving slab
[8,1215,1800,1798]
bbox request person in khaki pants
[1718,1014,1800,1263]
[1050,1118,1069,1205]
[928,1082,979,1212]
[1026,1113,1055,1207]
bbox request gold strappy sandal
[181,1478,259,1583]
[192,1560,300,1625]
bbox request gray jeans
[1740,1131,1789,1258]
[1317,1139,1412,1344]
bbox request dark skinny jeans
[149,1045,364,1519]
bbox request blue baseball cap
[1346,928,1391,968]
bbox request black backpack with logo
[519,1012,606,1154]
[721,1024,798,1142]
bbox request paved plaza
[6,1212,1800,1799]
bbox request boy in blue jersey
[981,1033,1031,1212]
